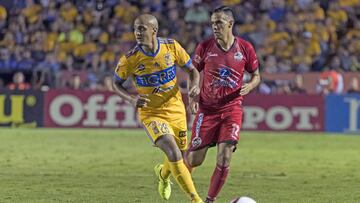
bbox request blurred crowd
[0,0,359,94]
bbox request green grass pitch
[0,129,359,203]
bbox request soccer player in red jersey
[185,6,261,203]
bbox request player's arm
[240,41,261,96]
[187,43,205,114]
[112,56,150,108]
[240,68,261,96]
[183,64,200,99]
[186,43,205,100]
[174,40,201,113]
[173,40,200,98]
[112,80,150,108]
[185,65,200,114]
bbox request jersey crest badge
[234,52,243,61]
[164,53,173,66]
[192,137,202,148]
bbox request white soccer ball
[230,196,257,203]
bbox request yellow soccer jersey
[114,37,191,115]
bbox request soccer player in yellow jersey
[112,14,203,203]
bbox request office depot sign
[242,95,324,131]
[44,90,138,128]
[44,91,324,131]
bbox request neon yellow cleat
[154,164,172,200]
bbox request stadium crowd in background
[0,0,359,93]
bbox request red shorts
[189,106,243,151]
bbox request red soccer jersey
[193,37,259,111]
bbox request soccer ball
[230,196,256,203]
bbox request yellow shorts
[141,117,188,151]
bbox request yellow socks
[161,158,171,179]
[169,159,201,201]
[162,157,194,179]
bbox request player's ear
[153,27,158,35]
[229,20,234,28]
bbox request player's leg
[170,123,196,172]
[205,109,243,203]
[156,134,203,202]
[160,99,189,177]
[187,111,220,171]
[158,157,171,180]
[162,125,188,179]
[186,146,209,169]
[205,142,235,203]
[142,119,175,200]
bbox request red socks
[207,164,230,201]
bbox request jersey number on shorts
[160,123,170,134]
[150,121,170,134]
[231,124,240,139]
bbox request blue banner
[325,94,360,134]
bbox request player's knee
[166,149,182,162]
[187,154,203,167]
[217,152,231,167]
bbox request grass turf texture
[0,129,359,203]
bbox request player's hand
[240,83,253,96]
[189,99,199,114]
[188,85,200,100]
[130,94,150,108]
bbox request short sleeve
[244,42,259,73]
[174,40,192,68]
[114,55,130,82]
[192,43,205,72]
